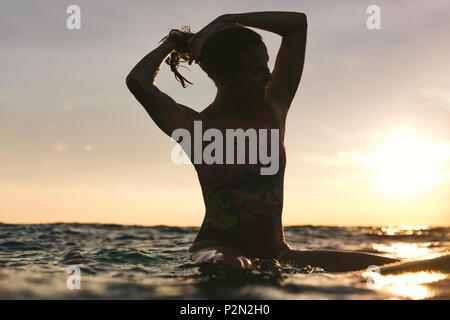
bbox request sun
[365,129,449,197]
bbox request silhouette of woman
[126,12,398,271]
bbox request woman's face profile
[230,43,272,101]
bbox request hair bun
[161,26,194,54]
[159,26,195,88]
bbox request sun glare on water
[365,129,450,197]
[365,225,448,299]
[372,242,440,260]
[363,270,447,300]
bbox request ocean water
[0,223,449,300]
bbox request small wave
[0,241,45,251]
[94,249,165,265]
[59,249,93,265]
[112,234,153,241]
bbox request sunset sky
[1,0,449,226]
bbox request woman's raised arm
[221,11,307,38]
[126,39,198,137]
[126,40,176,89]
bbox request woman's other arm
[280,249,399,272]
[190,12,307,115]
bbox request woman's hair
[160,25,263,88]
[159,26,195,88]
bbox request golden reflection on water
[367,225,447,299]
[372,242,440,260]
[373,225,441,260]
[378,225,428,236]
[363,271,447,300]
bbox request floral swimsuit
[191,101,288,259]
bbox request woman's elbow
[295,12,308,29]
[126,72,156,95]
[126,74,159,103]
[126,73,149,95]
[126,73,138,92]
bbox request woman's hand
[187,15,234,65]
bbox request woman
[126,11,398,272]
